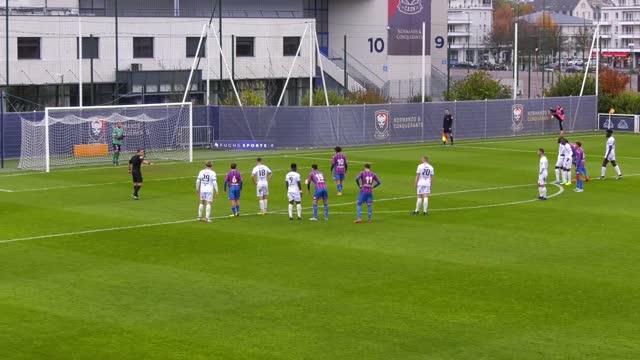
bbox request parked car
[575,59,584,67]
[564,65,582,73]
[451,62,478,69]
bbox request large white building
[597,0,640,68]
[447,0,493,64]
[0,0,448,110]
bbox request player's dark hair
[206,161,212,168]
[539,148,545,154]
[136,148,143,153]
[256,157,262,162]
[335,146,342,153]
[230,163,237,169]
[423,156,429,162]
[364,163,371,169]
[557,137,563,143]
[606,129,613,136]
[291,163,297,171]
[311,164,318,170]
[576,141,582,147]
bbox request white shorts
[562,157,572,169]
[288,191,301,202]
[556,157,564,168]
[417,185,431,195]
[257,184,269,197]
[606,152,616,162]
[538,173,547,186]
[200,191,213,202]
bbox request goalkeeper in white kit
[196,161,219,222]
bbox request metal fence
[0,96,598,164]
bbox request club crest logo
[374,110,390,140]
[511,104,524,132]
[617,119,630,130]
[89,120,104,142]
[398,0,423,15]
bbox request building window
[133,37,154,58]
[17,37,41,59]
[186,37,206,58]
[283,37,301,56]
[79,0,105,15]
[235,37,254,57]
[77,36,99,59]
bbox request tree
[300,90,351,106]
[445,71,512,101]
[574,26,593,59]
[544,74,595,97]
[599,68,630,96]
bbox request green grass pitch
[1,132,639,359]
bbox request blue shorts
[334,173,345,181]
[576,167,586,175]
[314,189,329,200]
[358,193,373,204]
[228,187,241,200]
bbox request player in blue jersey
[307,164,329,221]
[224,163,243,217]
[354,163,381,224]
[331,146,348,196]
[574,141,586,192]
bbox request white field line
[0,182,544,245]
[285,155,371,164]
[1,169,289,193]
[456,145,640,161]
[4,173,638,245]
[0,133,606,178]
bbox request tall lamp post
[629,43,634,91]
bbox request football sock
[231,206,236,215]
[235,205,240,214]
[601,167,606,177]
[288,204,293,218]
[264,200,268,212]
[205,204,211,219]
[258,200,264,212]
[541,187,547,198]
[367,204,372,220]
[112,153,117,164]
[555,169,560,181]
[324,204,329,218]
[577,179,583,189]
[114,152,120,164]
[538,187,543,197]
[615,166,622,176]
[296,204,302,218]
[133,185,140,196]
[313,204,318,218]
[423,198,429,213]
[357,204,362,219]
[450,136,454,145]
[415,198,422,212]
[337,183,343,193]
[583,168,589,177]
[198,204,204,218]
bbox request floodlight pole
[579,22,599,97]
[276,23,310,108]
[182,23,208,104]
[78,16,83,107]
[309,22,313,107]
[513,22,518,100]
[421,21,426,103]
[313,24,330,106]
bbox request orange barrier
[74,144,109,158]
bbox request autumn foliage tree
[599,68,630,97]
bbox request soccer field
[1,133,639,359]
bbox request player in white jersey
[196,161,219,222]
[285,163,303,220]
[560,138,573,185]
[537,148,549,200]
[601,129,623,180]
[412,156,435,216]
[251,157,273,215]
[553,137,565,184]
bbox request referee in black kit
[442,109,454,145]
[128,149,152,200]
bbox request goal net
[18,102,193,172]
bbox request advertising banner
[388,0,431,56]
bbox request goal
[18,102,193,172]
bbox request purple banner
[388,0,431,56]
[213,140,276,150]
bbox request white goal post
[19,102,193,172]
